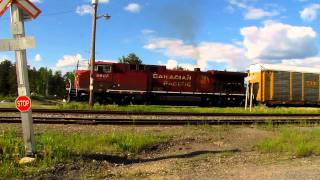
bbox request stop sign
[15,96,32,112]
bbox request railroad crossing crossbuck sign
[0,0,41,156]
[0,0,41,18]
[16,95,32,112]
[0,0,41,52]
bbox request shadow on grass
[78,149,240,165]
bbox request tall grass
[56,103,320,114]
[0,130,168,178]
[0,96,16,102]
[1,96,320,114]
[257,128,320,157]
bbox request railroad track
[0,108,320,125]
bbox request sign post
[12,3,35,156]
[0,0,41,156]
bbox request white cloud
[55,54,88,72]
[30,0,42,3]
[197,42,249,71]
[0,57,6,63]
[241,21,318,61]
[280,57,320,69]
[144,21,320,71]
[225,5,235,13]
[163,59,178,69]
[55,54,117,73]
[244,8,279,20]
[160,59,197,70]
[142,29,155,35]
[124,3,141,13]
[144,38,199,59]
[34,54,42,62]
[0,53,13,62]
[76,5,92,16]
[144,38,250,71]
[300,4,320,21]
[99,0,110,3]
[228,0,280,20]
[85,0,109,4]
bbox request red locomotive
[66,61,246,106]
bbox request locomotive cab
[96,64,112,73]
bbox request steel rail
[0,108,320,117]
[1,115,320,125]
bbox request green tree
[63,72,75,88]
[8,64,17,96]
[0,61,68,98]
[173,65,185,71]
[0,60,12,96]
[37,67,52,96]
[48,71,65,97]
[28,67,39,95]
[118,53,142,64]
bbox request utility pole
[89,0,98,107]
[11,3,35,156]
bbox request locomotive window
[104,65,112,73]
[96,65,112,73]
[148,66,158,71]
[139,65,145,71]
[130,64,137,71]
[97,65,104,73]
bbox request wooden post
[89,0,98,108]
[249,83,253,112]
[302,73,305,101]
[318,74,320,102]
[10,3,35,156]
[289,72,293,101]
[245,76,249,110]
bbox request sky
[1,0,320,73]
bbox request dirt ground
[2,124,320,179]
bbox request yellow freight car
[247,64,320,106]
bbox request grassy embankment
[0,130,168,178]
[257,127,320,157]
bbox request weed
[257,128,320,157]
[55,103,320,114]
[0,130,169,178]
[106,131,166,153]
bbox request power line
[40,10,75,17]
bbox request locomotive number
[96,74,110,78]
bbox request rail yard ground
[1,97,320,114]
[1,98,320,179]
[1,123,320,179]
